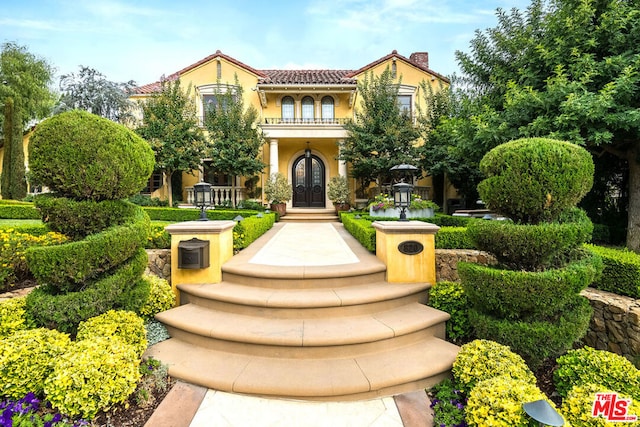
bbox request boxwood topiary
[554,346,640,399]
[459,250,602,320]
[478,138,594,224]
[28,110,154,201]
[469,296,593,368]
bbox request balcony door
[292,154,325,208]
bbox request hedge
[341,213,376,252]
[435,227,475,249]
[0,203,39,219]
[143,207,259,222]
[25,205,149,292]
[233,214,276,250]
[586,244,640,298]
[25,248,149,335]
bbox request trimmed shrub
[1,223,48,236]
[0,296,33,338]
[233,214,276,251]
[470,296,593,368]
[452,339,535,393]
[25,248,148,334]
[465,375,552,427]
[467,208,593,270]
[137,274,175,320]
[429,214,474,227]
[341,213,376,252]
[146,222,171,249]
[34,196,140,239]
[478,138,594,224]
[554,346,640,399]
[435,226,475,249]
[44,336,141,419]
[428,281,472,343]
[0,328,71,399]
[586,244,640,298]
[29,110,155,201]
[25,205,149,291]
[129,194,169,207]
[76,310,147,357]
[459,250,602,320]
[0,203,39,219]
[561,383,640,426]
[143,207,259,222]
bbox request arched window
[321,96,334,122]
[302,96,314,122]
[281,96,294,122]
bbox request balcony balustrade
[186,185,246,207]
[262,117,352,125]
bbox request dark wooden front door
[292,154,325,208]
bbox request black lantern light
[393,182,412,221]
[193,181,212,221]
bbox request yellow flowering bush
[452,339,536,392]
[466,375,555,427]
[44,336,141,419]
[137,274,175,320]
[76,310,147,357]
[0,296,32,338]
[0,328,71,399]
[561,383,640,426]
[0,228,67,290]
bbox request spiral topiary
[28,110,154,201]
[478,138,594,224]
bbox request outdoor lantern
[193,181,212,221]
[523,400,565,426]
[393,182,413,221]
[390,163,419,183]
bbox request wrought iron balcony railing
[262,117,352,125]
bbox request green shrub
[25,248,149,334]
[429,214,474,227]
[459,250,602,320]
[129,194,169,207]
[0,228,68,290]
[0,203,39,219]
[44,336,141,419]
[233,214,276,251]
[586,244,640,298]
[554,346,640,399]
[76,310,147,357]
[435,227,475,249]
[0,328,71,398]
[29,110,155,201]
[428,281,472,343]
[137,274,175,320]
[561,383,640,426]
[1,223,48,236]
[0,296,33,338]
[143,207,259,221]
[25,205,149,291]
[465,375,552,427]
[452,339,535,393]
[467,209,593,270]
[34,196,140,239]
[341,213,376,252]
[478,138,594,224]
[470,296,593,368]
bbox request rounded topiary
[561,384,640,427]
[465,375,552,427]
[478,138,594,224]
[452,339,536,393]
[76,310,147,358]
[29,110,154,201]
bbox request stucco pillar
[372,221,440,284]
[338,139,347,177]
[165,220,236,304]
[269,139,279,176]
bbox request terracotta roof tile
[346,50,450,83]
[258,70,356,85]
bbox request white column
[269,139,279,177]
[338,139,347,177]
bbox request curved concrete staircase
[146,223,459,401]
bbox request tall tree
[339,68,420,197]
[0,43,55,199]
[56,66,136,123]
[135,79,207,206]
[203,78,266,204]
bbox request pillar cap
[371,220,440,234]
[165,220,237,235]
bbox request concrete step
[145,335,459,401]
[280,208,339,223]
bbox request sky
[1,0,531,87]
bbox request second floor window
[282,96,294,121]
[321,96,334,121]
[302,96,314,121]
[397,95,412,117]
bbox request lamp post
[393,182,412,221]
[193,181,212,221]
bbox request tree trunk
[627,150,640,252]
[165,170,173,208]
[1,98,13,199]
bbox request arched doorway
[292,154,325,208]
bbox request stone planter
[270,203,286,217]
[368,207,434,219]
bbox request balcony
[263,118,351,125]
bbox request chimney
[409,52,429,69]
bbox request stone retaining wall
[435,249,497,282]
[145,249,171,283]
